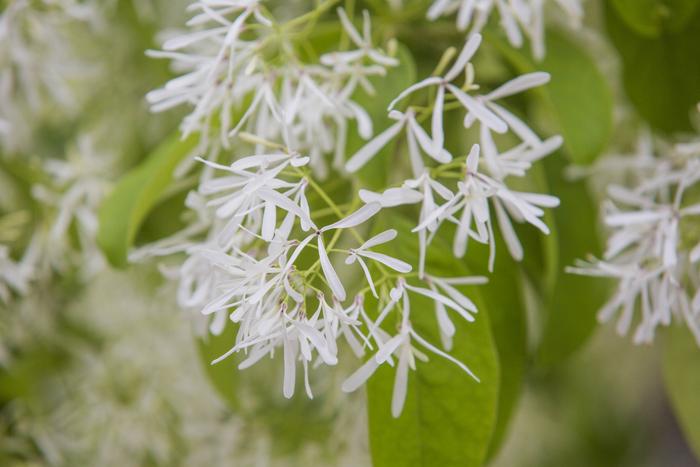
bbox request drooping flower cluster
[140,1,562,415]
[569,133,700,345]
[0,0,100,153]
[425,0,583,59]
[147,1,397,176]
[351,34,561,275]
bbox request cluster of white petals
[0,0,100,153]
[569,134,700,345]
[147,1,397,176]
[140,1,562,415]
[352,34,561,276]
[426,0,584,59]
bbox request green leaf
[535,153,608,368]
[611,0,700,36]
[605,2,700,133]
[489,29,613,165]
[346,44,416,190]
[663,324,700,462]
[467,240,527,459]
[97,133,198,268]
[197,326,241,410]
[366,214,500,467]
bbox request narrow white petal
[318,236,347,301]
[358,250,412,273]
[387,77,443,111]
[283,337,297,398]
[346,121,404,172]
[409,330,479,381]
[445,33,482,82]
[447,84,508,133]
[342,356,381,392]
[322,203,381,231]
[431,85,445,155]
[486,72,550,100]
[359,187,423,207]
[391,346,411,418]
[360,229,398,250]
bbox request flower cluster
[0,0,100,153]
[147,0,397,175]
[569,133,700,345]
[425,0,584,59]
[140,1,562,415]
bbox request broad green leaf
[441,104,530,458]
[535,153,608,368]
[605,2,700,133]
[347,44,416,190]
[469,240,527,459]
[197,326,241,410]
[663,324,700,462]
[611,0,700,36]
[489,29,613,165]
[366,214,500,467]
[97,133,197,268]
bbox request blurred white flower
[426,0,584,60]
[569,133,700,345]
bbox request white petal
[360,229,398,250]
[431,85,445,155]
[486,72,550,100]
[342,356,381,392]
[494,199,523,260]
[359,187,423,207]
[387,77,443,111]
[391,346,411,418]
[322,203,381,231]
[447,84,508,133]
[318,236,347,301]
[409,329,479,381]
[445,33,482,82]
[346,120,404,172]
[283,337,297,398]
[358,250,412,273]
[404,283,475,322]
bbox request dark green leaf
[197,326,241,410]
[611,0,700,36]
[97,133,198,267]
[605,2,700,133]
[535,153,608,368]
[366,213,500,467]
[662,324,700,462]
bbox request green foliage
[460,237,528,459]
[490,29,613,165]
[663,324,700,462]
[490,30,611,366]
[605,1,700,133]
[611,0,700,36]
[535,154,608,368]
[197,326,241,410]
[366,214,500,467]
[97,134,198,267]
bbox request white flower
[342,278,479,417]
[0,244,33,303]
[426,0,583,60]
[387,34,509,153]
[320,8,399,69]
[346,108,452,175]
[569,131,700,346]
[345,229,412,297]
